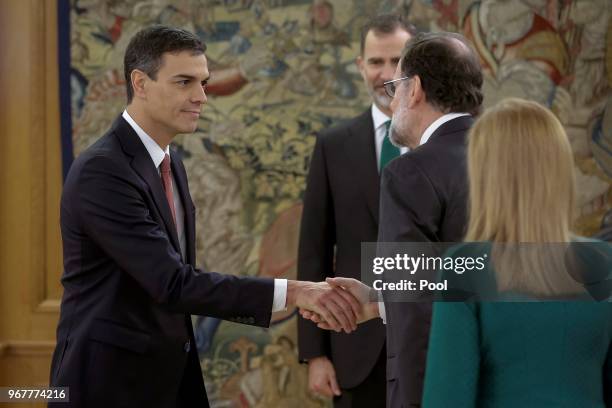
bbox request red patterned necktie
[160,154,177,227]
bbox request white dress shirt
[419,113,470,146]
[122,110,287,312]
[377,112,470,323]
[372,104,408,171]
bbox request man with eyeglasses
[304,32,485,407]
[376,32,483,408]
[297,14,414,408]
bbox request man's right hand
[287,280,361,333]
[308,356,341,398]
[300,277,380,329]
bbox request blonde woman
[421,98,612,407]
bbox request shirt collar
[122,109,170,168]
[420,113,470,146]
[371,103,391,131]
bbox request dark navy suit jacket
[297,109,386,388]
[50,116,274,407]
[378,116,473,408]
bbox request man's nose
[381,63,397,82]
[192,85,207,104]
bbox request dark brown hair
[360,14,417,54]
[399,32,483,115]
[124,25,206,103]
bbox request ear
[130,69,148,100]
[408,75,424,108]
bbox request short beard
[389,123,409,148]
[371,91,392,113]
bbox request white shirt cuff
[377,291,386,324]
[272,279,288,312]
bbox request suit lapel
[348,110,380,224]
[170,152,196,265]
[112,116,182,254]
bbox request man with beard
[297,14,414,408]
[301,31,484,407]
[377,32,482,407]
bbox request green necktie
[380,120,401,171]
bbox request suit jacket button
[184,341,191,353]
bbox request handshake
[287,278,379,333]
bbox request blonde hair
[465,98,581,295]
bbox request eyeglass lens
[385,82,395,97]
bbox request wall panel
[0,1,63,401]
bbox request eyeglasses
[383,76,411,98]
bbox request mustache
[373,78,391,86]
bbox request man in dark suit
[49,26,361,408]
[301,32,484,407]
[377,32,483,408]
[297,14,413,408]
